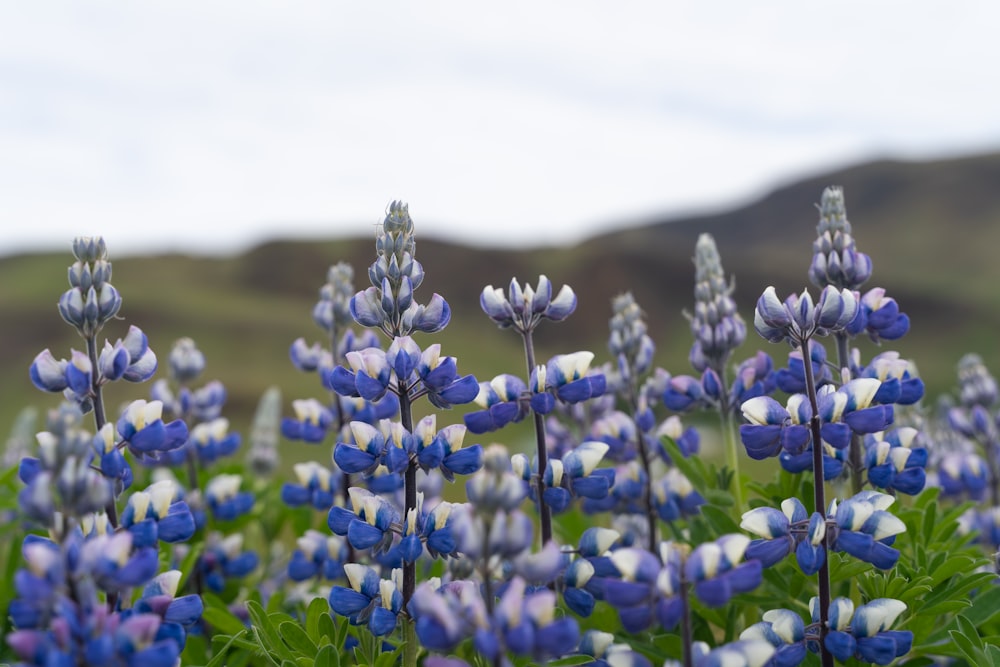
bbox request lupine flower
[463,374,530,434]
[652,467,706,522]
[281,397,334,443]
[100,326,158,383]
[120,479,196,548]
[829,491,906,569]
[117,400,189,460]
[864,428,928,494]
[288,530,349,581]
[774,340,832,394]
[55,236,122,337]
[936,451,989,500]
[205,474,254,521]
[955,353,999,408]
[281,461,337,509]
[608,292,656,381]
[741,608,808,667]
[166,336,205,383]
[80,531,160,593]
[19,428,111,524]
[741,498,827,573]
[189,417,241,464]
[464,444,529,514]
[329,564,404,636]
[541,441,615,513]
[684,534,763,608]
[664,351,776,417]
[409,579,486,652]
[852,350,924,405]
[605,544,685,632]
[133,570,205,627]
[671,640,777,667]
[529,352,607,414]
[739,394,811,460]
[754,285,859,346]
[350,201,451,336]
[246,385,282,476]
[480,275,577,332]
[200,532,259,591]
[414,343,480,409]
[562,528,623,616]
[687,233,747,373]
[413,418,483,480]
[809,186,873,291]
[846,287,910,342]
[578,629,653,667]
[472,576,580,662]
[334,420,406,476]
[813,597,912,665]
[328,487,400,554]
[590,410,640,461]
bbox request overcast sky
[3,2,998,257]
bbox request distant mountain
[4,151,999,434]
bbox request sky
[3,2,999,257]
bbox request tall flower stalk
[480,275,577,545]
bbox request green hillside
[3,150,999,444]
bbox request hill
[3,150,999,439]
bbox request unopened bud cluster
[59,236,122,337]
[351,202,450,336]
[809,187,873,291]
[314,262,356,334]
[688,234,746,372]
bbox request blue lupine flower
[936,451,989,501]
[740,498,807,568]
[814,597,912,665]
[542,442,614,513]
[774,340,832,394]
[409,579,485,652]
[754,285,859,345]
[329,487,400,554]
[205,474,254,521]
[106,326,158,383]
[117,400,189,460]
[415,420,483,481]
[288,530,349,581]
[120,479,196,547]
[334,420,402,476]
[605,544,684,632]
[852,350,925,405]
[864,428,927,495]
[289,337,328,372]
[134,570,205,627]
[829,491,906,569]
[281,398,334,443]
[190,417,241,463]
[464,444,529,513]
[578,629,653,667]
[472,576,580,662]
[590,410,639,461]
[281,461,337,509]
[687,233,747,373]
[685,535,763,608]
[809,186,873,291]
[739,395,811,460]
[328,347,393,401]
[676,640,777,667]
[200,532,259,591]
[414,343,480,409]
[655,415,701,461]
[817,378,894,445]
[530,352,606,414]
[91,422,132,495]
[608,292,656,381]
[847,288,910,342]
[80,531,160,593]
[480,275,577,332]
[329,564,403,636]
[652,468,705,522]
[463,374,530,434]
[778,442,845,481]
[740,608,808,667]
[166,336,205,383]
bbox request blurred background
[3,1,1000,448]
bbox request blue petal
[164,595,204,626]
[329,586,371,616]
[825,631,857,662]
[856,635,897,665]
[334,445,378,474]
[534,617,579,658]
[563,587,595,617]
[347,521,385,550]
[368,606,398,637]
[443,445,483,476]
[618,605,654,633]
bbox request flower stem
[801,337,835,667]
[679,571,693,667]
[718,391,744,511]
[521,330,552,546]
[397,385,419,667]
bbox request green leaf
[279,620,318,656]
[246,600,295,664]
[201,605,250,637]
[315,644,340,667]
[306,596,331,643]
[950,628,986,665]
[956,614,985,650]
[965,584,1000,627]
[205,629,251,667]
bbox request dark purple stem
[521,330,552,547]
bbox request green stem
[719,401,744,511]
